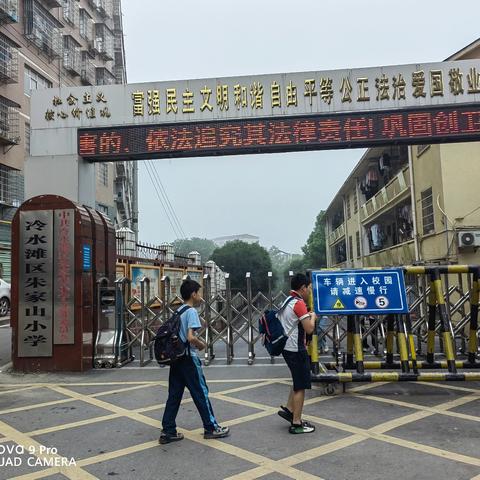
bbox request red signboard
[78,105,480,161]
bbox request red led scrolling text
[78,109,480,157]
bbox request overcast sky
[122,0,480,254]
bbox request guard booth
[11,195,116,372]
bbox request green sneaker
[289,421,315,434]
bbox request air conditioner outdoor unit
[458,230,480,248]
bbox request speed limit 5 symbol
[375,296,389,309]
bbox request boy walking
[277,273,317,434]
[160,279,230,444]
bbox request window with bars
[0,33,18,84]
[0,164,23,206]
[421,187,435,235]
[348,235,353,261]
[79,8,93,43]
[356,231,361,258]
[23,0,62,59]
[63,35,81,75]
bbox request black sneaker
[159,431,184,444]
[289,421,315,434]
[277,405,293,423]
[204,426,230,439]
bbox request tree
[172,237,217,262]
[302,210,327,269]
[211,241,272,292]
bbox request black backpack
[154,305,192,366]
[258,296,295,356]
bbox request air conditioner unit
[458,230,480,248]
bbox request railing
[360,166,411,222]
[363,240,415,267]
[328,223,346,245]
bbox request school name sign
[30,59,480,160]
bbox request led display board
[78,104,480,161]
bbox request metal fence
[94,269,480,368]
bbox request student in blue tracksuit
[160,279,230,444]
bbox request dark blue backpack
[154,305,191,366]
[259,296,295,356]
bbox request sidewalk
[0,362,480,480]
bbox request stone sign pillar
[11,195,115,372]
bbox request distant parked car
[0,279,10,317]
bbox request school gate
[14,58,480,372]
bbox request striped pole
[432,269,457,373]
[346,315,355,368]
[386,314,395,365]
[426,277,437,364]
[404,313,418,373]
[353,316,364,374]
[468,268,479,364]
[396,315,410,373]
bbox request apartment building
[326,39,480,269]
[0,0,137,280]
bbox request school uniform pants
[162,354,218,434]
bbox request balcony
[360,166,411,223]
[24,0,63,59]
[94,23,114,60]
[63,48,80,75]
[0,34,18,84]
[363,240,415,268]
[0,0,18,24]
[96,66,115,85]
[0,96,20,146]
[328,223,346,246]
[81,55,95,85]
[62,0,79,26]
[89,0,113,18]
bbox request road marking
[0,377,479,480]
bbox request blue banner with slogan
[311,268,409,315]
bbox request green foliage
[211,241,272,292]
[172,237,217,262]
[302,210,327,269]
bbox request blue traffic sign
[311,268,409,315]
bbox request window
[98,163,109,186]
[353,191,358,214]
[97,203,109,215]
[346,195,351,219]
[24,65,52,96]
[356,231,361,258]
[421,187,435,235]
[348,235,353,260]
[24,123,30,154]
